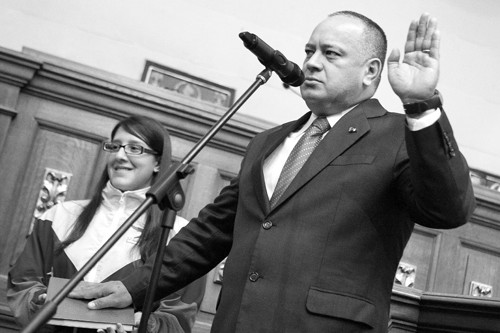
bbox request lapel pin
[348,127,357,133]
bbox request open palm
[388,13,440,103]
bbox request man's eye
[325,50,340,57]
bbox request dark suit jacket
[124,99,476,333]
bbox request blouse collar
[101,181,150,212]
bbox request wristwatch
[403,90,442,115]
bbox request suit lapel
[271,99,386,210]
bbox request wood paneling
[399,227,441,291]
[7,127,103,265]
[459,239,500,297]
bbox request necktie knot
[309,116,330,136]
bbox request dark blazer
[124,99,476,333]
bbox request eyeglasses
[102,142,159,155]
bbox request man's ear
[363,58,382,86]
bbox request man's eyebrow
[305,42,338,49]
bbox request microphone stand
[22,68,272,333]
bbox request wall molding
[18,47,275,155]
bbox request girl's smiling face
[106,127,160,192]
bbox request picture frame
[141,60,235,108]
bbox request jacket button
[249,272,260,282]
[262,220,273,230]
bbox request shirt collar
[297,105,357,134]
[102,181,150,210]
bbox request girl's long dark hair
[56,115,172,259]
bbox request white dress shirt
[263,108,441,198]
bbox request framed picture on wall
[141,60,235,108]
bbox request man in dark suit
[72,11,475,332]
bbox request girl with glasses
[8,115,204,333]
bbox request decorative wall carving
[469,281,493,297]
[395,262,417,288]
[470,169,500,192]
[31,168,72,232]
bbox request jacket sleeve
[397,109,476,228]
[7,219,54,327]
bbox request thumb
[87,287,132,310]
[88,296,115,310]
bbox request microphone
[239,31,304,87]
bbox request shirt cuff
[406,108,441,131]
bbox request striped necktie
[270,117,330,208]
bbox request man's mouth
[304,76,321,83]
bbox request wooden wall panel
[426,219,500,296]
[0,96,114,271]
[0,98,40,267]
[7,126,103,266]
[459,240,500,298]
[0,96,116,273]
[398,227,441,291]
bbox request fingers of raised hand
[405,19,418,53]
[415,13,431,50]
[405,13,440,58]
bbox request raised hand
[387,13,440,103]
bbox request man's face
[300,16,369,115]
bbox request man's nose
[304,52,322,71]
